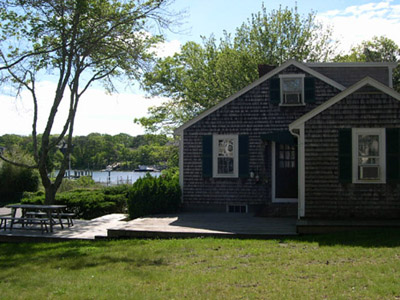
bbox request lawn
[1,230,400,299]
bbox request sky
[1,0,400,137]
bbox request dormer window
[269,74,315,106]
[280,74,305,106]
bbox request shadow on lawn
[0,239,165,272]
[291,228,400,248]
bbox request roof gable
[174,60,346,135]
[289,77,400,130]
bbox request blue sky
[165,0,372,44]
[1,0,400,136]
[164,0,400,45]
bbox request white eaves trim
[174,59,346,135]
[289,76,400,131]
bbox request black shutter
[338,129,352,183]
[269,78,280,104]
[304,77,315,104]
[202,135,213,178]
[386,128,400,182]
[239,135,249,178]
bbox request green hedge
[22,185,129,219]
[0,162,39,204]
[127,173,181,219]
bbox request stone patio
[0,209,298,241]
[107,213,298,239]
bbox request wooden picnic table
[6,204,67,232]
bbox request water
[92,171,160,185]
[61,170,161,185]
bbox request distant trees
[334,36,400,92]
[137,5,336,132]
[0,133,177,171]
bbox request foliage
[0,148,39,204]
[128,172,181,219]
[138,4,335,132]
[57,176,98,193]
[2,231,400,298]
[334,36,400,92]
[0,0,179,204]
[0,133,178,171]
[22,186,129,219]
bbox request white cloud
[152,39,181,58]
[317,0,400,54]
[0,81,165,136]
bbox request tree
[137,5,335,132]
[0,0,179,204]
[334,36,400,92]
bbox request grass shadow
[287,228,400,248]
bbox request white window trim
[279,74,305,106]
[213,135,239,178]
[352,128,386,184]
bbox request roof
[305,62,398,68]
[289,76,400,130]
[174,60,347,135]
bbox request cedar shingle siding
[304,88,400,219]
[178,61,399,219]
[182,66,339,215]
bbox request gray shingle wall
[304,89,400,219]
[182,66,340,216]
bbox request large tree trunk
[44,184,58,205]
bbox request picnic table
[5,204,68,233]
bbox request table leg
[56,209,64,229]
[46,209,53,232]
[10,208,16,231]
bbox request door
[275,143,298,199]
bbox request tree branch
[0,154,37,169]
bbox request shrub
[127,172,181,219]
[0,162,39,204]
[21,188,127,219]
[57,176,98,193]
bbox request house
[174,60,400,223]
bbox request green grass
[1,230,400,299]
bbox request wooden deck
[107,213,298,239]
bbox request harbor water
[61,170,161,185]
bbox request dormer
[269,74,315,106]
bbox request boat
[134,165,159,172]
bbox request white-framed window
[213,135,238,178]
[279,74,305,106]
[352,128,386,183]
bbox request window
[213,135,238,177]
[352,128,386,183]
[278,144,296,169]
[280,74,305,106]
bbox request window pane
[282,78,301,92]
[218,157,234,174]
[358,135,379,156]
[359,157,379,165]
[218,139,234,158]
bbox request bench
[26,211,75,227]
[53,212,75,227]
[0,216,50,233]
